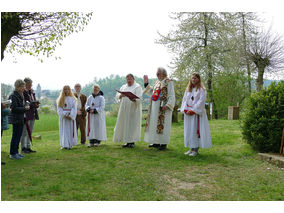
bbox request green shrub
[240,81,284,153]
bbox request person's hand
[77,110,82,115]
[130,98,136,102]
[119,94,125,99]
[25,106,30,110]
[143,75,148,83]
[90,109,94,114]
[64,115,71,120]
[162,106,168,111]
[188,110,195,116]
[35,103,40,108]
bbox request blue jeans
[10,124,24,155]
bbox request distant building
[36,84,41,99]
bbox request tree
[158,12,241,118]
[1,83,13,100]
[1,12,93,61]
[247,29,284,91]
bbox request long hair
[187,73,206,92]
[56,85,77,108]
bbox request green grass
[1,114,284,201]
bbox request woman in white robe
[180,73,212,156]
[85,84,107,147]
[143,67,175,150]
[57,85,78,149]
[113,74,142,148]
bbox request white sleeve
[192,88,206,115]
[69,99,77,120]
[96,96,105,113]
[133,85,143,106]
[166,81,175,111]
[180,90,188,114]
[57,106,65,117]
[85,96,91,110]
[143,84,153,97]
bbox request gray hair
[157,67,167,77]
[14,79,25,88]
[24,77,33,84]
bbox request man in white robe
[143,67,175,150]
[57,96,78,149]
[113,74,142,148]
[85,84,107,147]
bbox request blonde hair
[57,85,77,108]
[187,73,206,92]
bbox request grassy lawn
[1,113,284,201]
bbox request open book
[116,90,140,99]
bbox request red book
[116,90,140,99]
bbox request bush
[240,81,284,153]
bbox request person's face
[74,84,81,93]
[17,85,25,94]
[191,76,199,85]
[64,87,71,96]
[93,86,100,95]
[126,76,134,86]
[156,70,166,81]
[25,82,32,91]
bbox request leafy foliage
[241,81,284,152]
[1,12,93,61]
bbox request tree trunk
[1,13,22,61]
[241,13,252,94]
[256,66,265,92]
[172,105,179,123]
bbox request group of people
[1,67,212,164]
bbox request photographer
[8,79,30,160]
[20,77,40,153]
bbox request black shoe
[1,161,5,165]
[122,143,130,148]
[158,144,167,150]
[148,144,160,148]
[128,143,135,148]
[27,148,36,153]
[22,148,30,154]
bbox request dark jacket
[74,92,87,117]
[23,89,39,120]
[8,91,26,125]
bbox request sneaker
[148,144,160,148]
[88,144,94,148]
[184,150,192,155]
[10,154,21,159]
[27,148,36,153]
[122,143,130,148]
[94,143,100,147]
[128,143,135,148]
[17,153,24,158]
[189,151,198,156]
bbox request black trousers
[10,124,24,155]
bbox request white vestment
[143,79,175,144]
[113,82,142,143]
[85,94,107,141]
[57,96,78,148]
[180,87,212,148]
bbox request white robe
[143,79,175,144]
[57,96,78,148]
[113,82,142,143]
[180,87,212,148]
[85,94,107,141]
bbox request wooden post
[280,127,284,155]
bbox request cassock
[57,96,78,148]
[143,78,175,144]
[180,87,212,148]
[85,93,107,141]
[113,82,142,143]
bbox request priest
[143,67,175,150]
[113,74,142,148]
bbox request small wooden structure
[228,106,240,120]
